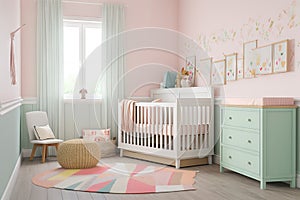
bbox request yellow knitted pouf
[57,139,100,169]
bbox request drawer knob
[229,136,232,139]
[248,161,252,165]
[248,140,252,144]
[229,117,232,120]
[248,118,252,122]
[229,156,232,159]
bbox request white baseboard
[213,154,220,165]
[1,155,21,200]
[297,174,300,188]
[22,149,32,158]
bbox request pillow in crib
[163,71,177,88]
[152,99,161,102]
[82,129,110,142]
[33,125,55,140]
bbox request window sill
[64,98,102,104]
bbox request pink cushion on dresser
[223,97,294,106]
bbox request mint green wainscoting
[63,101,102,140]
[0,107,20,197]
[214,104,221,156]
[297,107,300,176]
[21,101,102,155]
[20,104,38,150]
[220,106,296,189]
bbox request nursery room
[1,0,300,199]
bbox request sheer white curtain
[101,4,125,138]
[36,0,63,140]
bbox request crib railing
[120,102,176,151]
[177,98,212,152]
[118,98,213,158]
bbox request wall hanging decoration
[185,56,196,86]
[10,24,26,85]
[273,39,288,73]
[253,44,273,75]
[243,40,257,78]
[237,58,244,79]
[211,59,226,86]
[225,53,237,81]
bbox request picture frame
[237,58,244,79]
[186,56,196,86]
[243,40,257,78]
[211,59,226,86]
[253,44,273,75]
[225,53,237,81]
[197,57,212,85]
[273,39,288,73]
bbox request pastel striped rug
[32,163,196,194]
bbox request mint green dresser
[220,105,296,189]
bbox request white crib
[118,87,214,168]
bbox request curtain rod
[63,1,128,7]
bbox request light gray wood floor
[10,156,300,200]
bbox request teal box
[163,71,177,88]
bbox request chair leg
[42,144,47,163]
[55,143,59,151]
[45,146,48,158]
[30,144,38,161]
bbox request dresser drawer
[222,147,259,175]
[223,109,259,130]
[222,128,259,152]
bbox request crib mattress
[122,124,209,136]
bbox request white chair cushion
[33,125,55,140]
[31,139,63,144]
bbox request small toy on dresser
[180,67,192,87]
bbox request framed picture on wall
[253,44,273,75]
[237,58,244,79]
[225,53,237,81]
[243,40,257,78]
[273,40,288,73]
[186,56,196,86]
[198,57,212,85]
[211,59,226,85]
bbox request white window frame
[63,19,102,99]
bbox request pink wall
[178,0,300,99]
[0,0,21,103]
[21,0,179,98]
[21,0,37,99]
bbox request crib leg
[208,155,213,165]
[120,149,123,157]
[175,159,180,169]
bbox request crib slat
[133,105,136,145]
[168,106,172,150]
[186,106,190,150]
[137,106,140,145]
[182,106,185,151]
[191,106,194,150]
[199,106,202,149]
[164,107,167,150]
[160,106,163,150]
[194,106,200,149]
[143,106,146,147]
[156,107,158,148]
[151,106,154,148]
[147,106,150,147]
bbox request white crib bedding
[128,124,209,136]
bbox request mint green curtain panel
[36,0,63,140]
[101,4,125,138]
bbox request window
[63,20,102,98]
